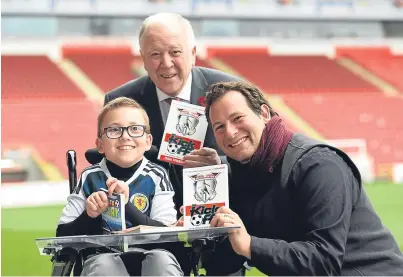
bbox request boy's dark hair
[205,81,278,119]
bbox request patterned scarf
[249,116,294,173]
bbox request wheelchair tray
[35,226,239,256]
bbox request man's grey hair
[139,13,196,50]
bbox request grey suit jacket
[104,66,241,212]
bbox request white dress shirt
[156,73,192,124]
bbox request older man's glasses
[100,125,146,139]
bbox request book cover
[183,164,229,229]
[158,100,208,166]
[100,188,128,252]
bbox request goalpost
[325,138,375,184]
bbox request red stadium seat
[65,52,138,93]
[2,99,99,179]
[1,55,85,99]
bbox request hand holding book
[100,188,127,232]
[182,147,221,168]
[106,177,129,204]
[85,191,109,218]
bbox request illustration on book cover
[183,164,229,229]
[100,188,126,233]
[158,100,208,166]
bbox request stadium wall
[1,181,70,208]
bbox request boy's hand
[106,177,129,204]
[86,191,109,218]
[183,147,221,168]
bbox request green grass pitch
[2,183,402,276]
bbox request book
[113,225,186,234]
[183,164,229,229]
[100,188,126,232]
[158,100,208,166]
[112,225,189,245]
[100,188,128,251]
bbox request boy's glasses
[100,125,147,139]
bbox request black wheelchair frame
[48,150,222,276]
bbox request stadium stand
[63,50,138,93]
[2,42,403,182]
[337,47,403,92]
[209,51,378,94]
[1,99,99,180]
[1,55,84,99]
[282,92,403,165]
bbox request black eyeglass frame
[99,124,147,139]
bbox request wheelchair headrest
[85,149,103,165]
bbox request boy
[56,97,183,276]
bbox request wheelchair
[48,150,224,276]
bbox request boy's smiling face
[96,106,152,168]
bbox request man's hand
[183,147,221,168]
[106,177,129,204]
[210,206,252,259]
[86,191,109,218]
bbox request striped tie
[165,97,174,106]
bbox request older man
[206,81,403,276]
[87,13,240,213]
